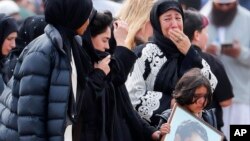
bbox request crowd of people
[0,0,249,141]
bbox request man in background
[201,0,250,139]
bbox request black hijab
[150,0,185,95]
[1,15,47,83]
[45,0,92,31]
[14,15,47,56]
[0,14,18,57]
[150,0,184,57]
[82,9,116,63]
[44,0,93,81]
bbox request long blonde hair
[116,0,155,49]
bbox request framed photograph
[161,104,224,141]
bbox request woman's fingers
[102,55,111,64]
[169,29,185,43]
[168,29,191,55]
[160,123,171,135]
[95,55,111,75]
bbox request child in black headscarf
[125,0,218,127]
[12,0,93,140]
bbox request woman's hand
[94,55,111,75]
[113,20,129,48]
[151,123,171,141]
[168,29,191,55]
[160,122,171,135]
[151,130,161,141]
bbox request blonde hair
[116,0,155,49]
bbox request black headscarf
[150,0,185,95]
[43,0,93,81]
[0,14,18,57]
[14,15,47,55]
[45,0,92,31]
[1,15,47,83]
[150,0,184,57]
[82,9,116,63]
[0,14,18,84]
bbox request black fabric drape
[152,34,181,94]
[56,25,93,129]
[82,28,100,63]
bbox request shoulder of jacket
[26,35,57,57]
[158,109,172,121]
[202,108,217,127]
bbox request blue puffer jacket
[0,77,19,141]
[12,24,73,141]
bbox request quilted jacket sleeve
[13,46,53,141]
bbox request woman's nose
[11,40,16,48]
[170,19,178,28]
[197,96,207,105]
[105,43,110,49]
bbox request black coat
[128,43,217,126]
[105,47,156,141]
[76,46,156,141]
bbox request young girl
[158,68,217,138]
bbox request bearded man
[201,0,250,140]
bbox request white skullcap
[0,0,20,16]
